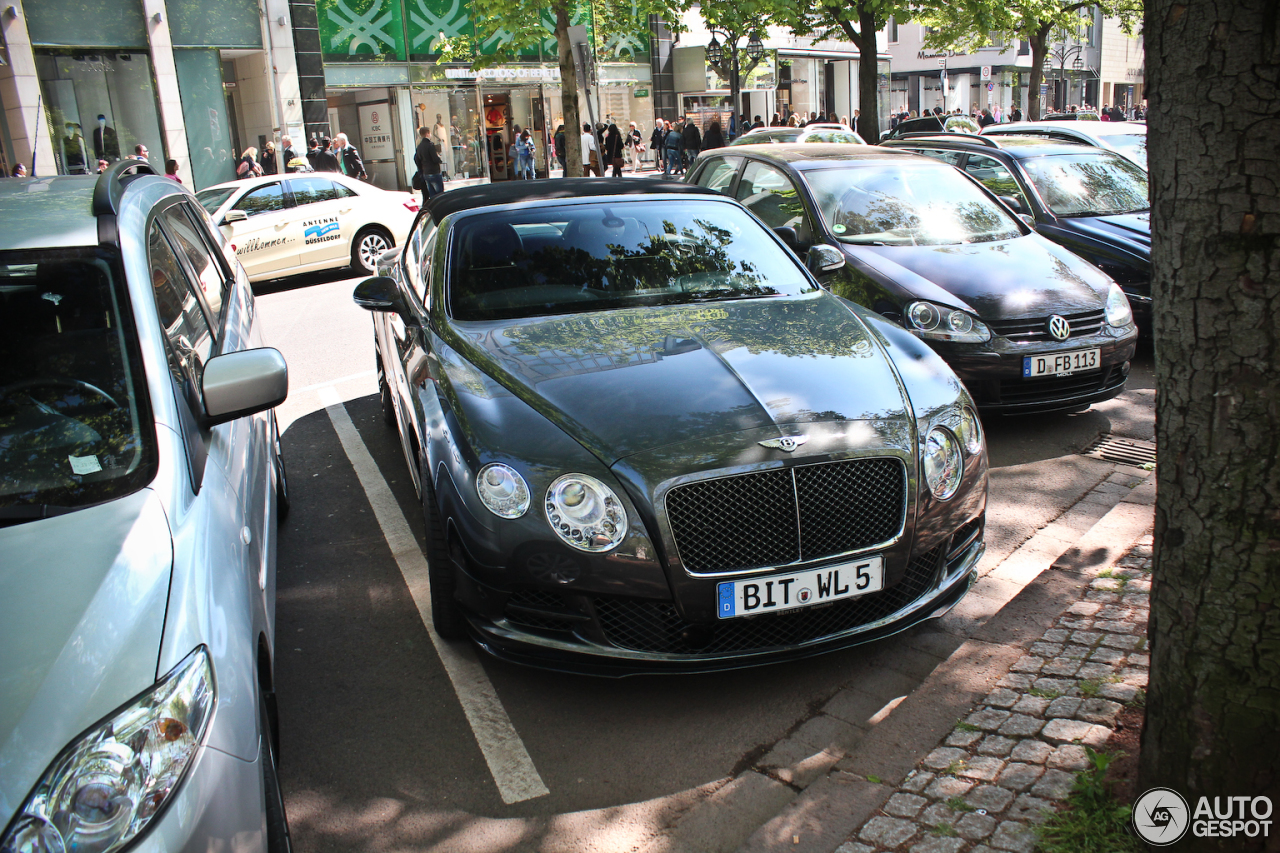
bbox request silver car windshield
[0,248,156,519]
[448,200,815,321]
[804,164,1024,246]
[1020,152,1149,216]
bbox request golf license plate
[1023,348,1100,378]
[716,557,884,619]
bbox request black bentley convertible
[353,180,987,674]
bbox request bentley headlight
[0,648,214,853]
[906,301,992,343]
[923,427,963,500]
[957,407,984,457]
[1105,281,1133,327]
[545,473,628,552]
[476,463,530,518]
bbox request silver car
[0,163,291,853]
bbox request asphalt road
[258,269,1155,852]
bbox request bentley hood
[0,489,173,821]
[850,235,1112,321]
[450,291,921,465]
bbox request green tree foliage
[779,0,913,139]
[913,0,1141,120]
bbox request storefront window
[36,50,165,175]
[411,87,485,179]
[174,50,238,190]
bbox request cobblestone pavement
[836,535,1153,853]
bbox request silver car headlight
[923,427,964,500]
[1105,281,1133,327]
[476,463,530,518]
[905,301,992,343]
[0,647,215,853]
[956,407,984,457]
[545,473,628,552]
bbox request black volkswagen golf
[354,180,987,674]
[687,144,1140,414]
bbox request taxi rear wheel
[352,226,393,275]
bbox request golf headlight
[1105,281,1133,327]
[923,427,963,501]
[905,301,992,343]
[957,407,984,457]
[545,473,628,552]
[1,648,215,853]
[476,463,530,518]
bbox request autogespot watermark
[1133,788,1274,845]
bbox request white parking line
[319,388,550,804]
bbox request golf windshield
[805,164,1023,246]
[449,200,815,321]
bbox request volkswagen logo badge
[759,435,809,452]
[1047,315,1071,341]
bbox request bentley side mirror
[998,195,1025,214]
[806,244,846,275]
[353,276,417,324]
[223,209,248,224]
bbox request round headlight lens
[1105,281,1133,328]
[947,311,974,334]
[957,407,984,456]
[476,463,530,518]
[908,302,941,331]
[923,427,963,501]
[545,473,628,552]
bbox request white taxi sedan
[197,172,418,281]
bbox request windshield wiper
[0,504,78,527]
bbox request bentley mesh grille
[594,543,946,655]
[665,458,906,574]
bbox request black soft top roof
[423,178,718,224]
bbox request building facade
[0,0,306,189]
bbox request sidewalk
[623,464,1155,853]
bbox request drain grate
[1081,434,1157,468]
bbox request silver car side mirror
[223,210,248,224]
[202,347,288,426]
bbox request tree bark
[1026,23,1051,121]
[849,4,878,140]
[556,2,582,176]
[1139,1,1280,849]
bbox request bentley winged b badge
[759,435,809,452]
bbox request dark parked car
[687,144,1139,414]
[880,135,1152,330]
[353,179,987,675]
[982,120,1148,169]
[880,114,980,142]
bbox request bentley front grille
[664,457,907,575]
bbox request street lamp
[705,35,722,65]
[746,33,764,62]
[704,28,764,138]
[1044,42,1084,112]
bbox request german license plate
[716,557,884,619]
[1023,348,1100,377]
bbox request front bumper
[939,328,1138,415]
[460,520,984,676]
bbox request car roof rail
[892,133,1001,148]
[93,160,157,246]
[92,159,157,217]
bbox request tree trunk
[855,3,880,142]
[1026,23,1051,120]
[1139,1,1280,849]
[555,2,581,176]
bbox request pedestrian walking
[554,125,567,175]
[165,159,181,182]
[701,120,725,152]
[681,118,701,171]
[414,126,443,205]
[260,141,278,175]
[281,136,300,173]
[236,147,263,179]
[625,121,644,172]
[603,123,625,177]
[650,123,666,173]
[663,121,683,177]
[335,133,367,180]
[581,123,601,176]
[312,137,340,172]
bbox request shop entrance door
[481,86,543,182]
